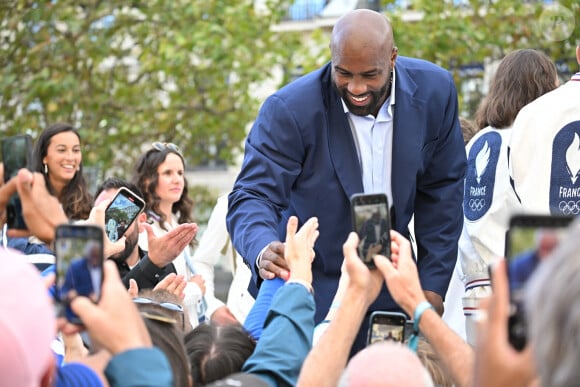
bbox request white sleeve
[192,195,230,316]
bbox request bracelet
[286,279,314,295]
[408,301,434,353]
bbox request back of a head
[93,177,144,205]
[340,341,433,387]
[0,248,56,387]
[416,339,453,387]
[459,117,478,145]
[526,218,580,387]
[139,303,190,387]
[184,322,256,386]
[138,288,193,333]
[475,49,558,130]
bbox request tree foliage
[383,0,579,117]
[2,0,578,176]
[0,0,309,174]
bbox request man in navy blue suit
[227,9,466,354]
[358,211,389,261]
[61,242,102,302]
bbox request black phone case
[1,134,33,182]
[1,135,33,229]
[367,311,407,345]
[350,193,391,266]
[55,224,104,325]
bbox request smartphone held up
[505,214,573,351]
[55,224,104,324]
[351,193,391,267]
[1,134,33,229]
[367,311,407,346]
[104,187,145,242]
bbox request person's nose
[64,149,76,160]
[348,76,368,96]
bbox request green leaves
[4,0,575,174]
[385,0,579,117]
[0,0,304,175]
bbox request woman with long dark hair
[133,142,205,328]
[31,122,92,220]
[6,123,92,254]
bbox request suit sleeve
[414,72,466,298]
[121,254,176,290]
[227,95,305,285]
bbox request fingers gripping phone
[351,193,391,267]
[505,214,573,351]
[1,134,33,229]
[367,311,407,345]
[104,187,145,242]
[55,224,104,324]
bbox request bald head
[329,9,398,117]
[340,342,433,387]
[331,10,394,58]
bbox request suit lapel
[324,69,364,200]
[391,64,421,227]
[323,61,424,213]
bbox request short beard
[335,71,392,117]
[108,233,138,262]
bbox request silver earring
[44,163,48,174]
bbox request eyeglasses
[151,142,180,153]
[133,296,183,312]
[133,297,185,330]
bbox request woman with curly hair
[133,142,206,328]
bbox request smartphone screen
[351,193,391,266]
[104,187,145,242]
[505,214,573,350]
[367,311,406,345]
[55,224,104,324]
[1,134,32,229]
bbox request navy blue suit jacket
[61,257,95,299]
[227,57,466,339]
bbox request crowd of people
[1,8,579,387]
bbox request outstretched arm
[243,216,319,386]
[298,232,383,387]
[374,230,474,387]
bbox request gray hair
[525,218,580,387]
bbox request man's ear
[137,212,147,232]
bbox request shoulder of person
[396,56,450,75]
[274,62,331,99]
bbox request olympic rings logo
[468,199,485,211]
[558,200,580,215]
